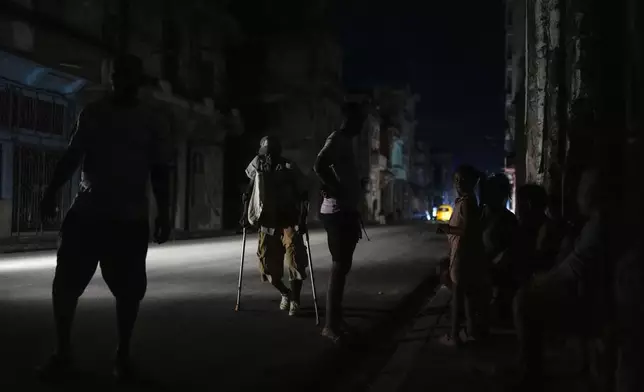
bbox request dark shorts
[53,210,150,301]
[321,211,361,264]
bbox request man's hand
[239,213,252,229]
[39,189,58,223]
[436,224,449,234]
[239,197,252,229]
[360,177,370,191]
[154,214,171,244]
[297,213,308,235]
[320,185,344,200]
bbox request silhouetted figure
[436,165,487,346]
[38,54,172,382]
[614,139,644,392]
[313,102,366,344]
[481,173,518,325]
[513,184,562,284]
[512,169,605,391]
[241,136,309,316]
[615,244,643,392]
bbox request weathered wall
[522,0,637,219]
[256,33,343,221]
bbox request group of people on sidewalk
[34,53,370,383]
[436,158,642,391]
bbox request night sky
[333,0,506,173]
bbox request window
[4,90,67,135]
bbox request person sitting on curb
[512,184,563,285]
[481,173,518,326]
[510,168,607,391]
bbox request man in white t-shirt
[38,54,172,382]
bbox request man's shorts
[321,211,361,264]
[257,226,308,283]
[53,210,150,301]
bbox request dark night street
[0,0,641,391]
[0,224,446,391]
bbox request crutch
[234,227,247,312]
[303,202,320,325]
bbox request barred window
[0,88,10,127]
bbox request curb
[366,285,452,392]
[296,269,442,392]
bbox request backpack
[247,155,298,228]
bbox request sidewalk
[367,285,592,392]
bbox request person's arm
[150,115,173,220]
[243,157,259,200]
[535,221,562,269]
[43,110,88,197]
[559,213,604,278]
[440,200,476,236]
[243,177,255,199]
[313,133,342,194]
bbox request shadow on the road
[290,306,386,325]
[343,306,391,314]
[14,367,182,392]
[0,227,447,392]
[310,274,442,392]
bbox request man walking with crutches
[239,136,310,316]
[314,102,367,343]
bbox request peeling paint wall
[518,0,640,219]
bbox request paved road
[0,224,446,391]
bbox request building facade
[430,150,453,207]
[344,94,392,223]
[373,86,419,221]
[259,32,344,221]
[409,139,432,216]
[0,0,243,241]
[220,0,342,226]
[345,87,420,223]
[504,0,642,220]
[503,0,527,213]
